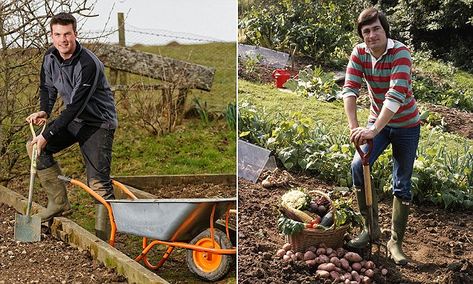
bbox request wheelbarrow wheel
[186,228,233,281]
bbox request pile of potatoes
[276,243,388,283]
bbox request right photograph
[237,1,473,283]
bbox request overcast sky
[80,0,237,45]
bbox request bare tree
[0,0,96,184]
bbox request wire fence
[80,24,233,46]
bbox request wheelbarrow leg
[135,238,175,270]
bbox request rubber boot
[95,204,111,242]
[387,196,410,265]
[347,187,381,249]
[34,164,72,222]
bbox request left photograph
[0,0,237,283]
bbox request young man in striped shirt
[342,7,421,265]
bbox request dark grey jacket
[39,41,117,141]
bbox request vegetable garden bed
[238,173,473,283]
[0,203,127,283]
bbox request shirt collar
[364,38,394,57]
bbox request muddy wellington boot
[347,187,381,249]
[387,196,410,265]
[34,164,72,223]
[95,203,111,241]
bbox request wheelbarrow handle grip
[355,139,373,166]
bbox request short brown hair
[357,7,390,39]
[50,12,77,32]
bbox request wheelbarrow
[58,176,236,282]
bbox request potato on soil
[316,247,326,256]
[305,259,317,267]
[364,269,374,278]
[295,252,304,260]
[316,270,330,279]
[345,252,363,262]
[276,249,286,257]
[317,263,336,272]
[304,251,316,261]
[352,262,362,271]
[340,258,350,270]
[319,254,330,263]
[282,243,292,251]
[330,256,341,267]
[365,260,375,269]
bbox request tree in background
[387,0,473,71]
[240,0,473,71]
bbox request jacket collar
[51,40,82,65]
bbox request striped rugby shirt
[342,39,420,128]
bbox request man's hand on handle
[26,111,48,157]
[350,127,377,146]
[26,111,48,126]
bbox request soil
[143,183,236,199]
[424,103,473,139]
[0,203,127,284]
[238,172,473,284]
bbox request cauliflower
[281,189,310,210]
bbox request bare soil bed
[424,103,473,139]
[0,203,127,284]
[142,183,235,199]
[238,174,473,284]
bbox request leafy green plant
[277,215,305,235]
[239,0,359,67]
[224,102,236,130]
[284,66,341,102]
[330,189,363,229]
[193,97,210,125]
[238,101,275,146]
[238,102,473,210]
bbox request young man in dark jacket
[26,12,117,241]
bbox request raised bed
[0,184,168,284]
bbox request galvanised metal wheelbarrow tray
[58,176,236,282]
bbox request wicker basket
[284,190,348,252]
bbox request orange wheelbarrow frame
[59,176,236,271]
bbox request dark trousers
[37,120,115,200]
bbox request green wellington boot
[387,196,410,265]
[95,203,111,241]
[34,163,72,222]
[347,187,381,249]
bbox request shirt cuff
[384,99,401,113]
[342,92,357,99]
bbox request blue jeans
[351,124,420,201]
